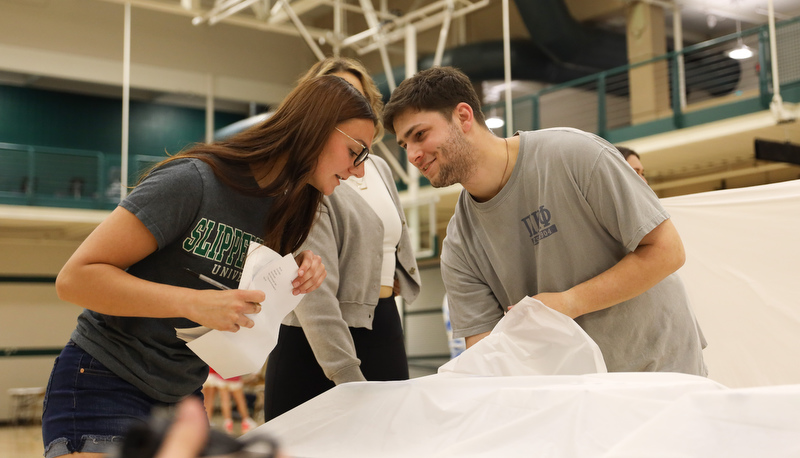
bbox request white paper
[175,326,210,342]
[238,241,282,290]
[438,296,607,376]
[177,242,304,378]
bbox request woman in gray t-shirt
[42,75,377,458]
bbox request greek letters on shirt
[520,205,558,245]
[181,218,263,282]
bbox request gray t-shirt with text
[441,128,706,375]
[72,158,274,402]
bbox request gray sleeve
[119,159,203,249]
[584,147,669,252]
[289,199,366,384]
[440,221,504,340]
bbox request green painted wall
[0,84,246,208]
[0,84,245,156]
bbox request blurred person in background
[616,145,648,184]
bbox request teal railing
[0,143,170,210]
[3,17,799,211]
[484,16,800,144]
[0,142,114,210]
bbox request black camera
[112,407,280,458]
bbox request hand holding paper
[177,242,306,378]
[290,250,327,295]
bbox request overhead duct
[375,0,740,101]
[373,39,590,99]
[515,0,740,97]
[514,0,627,73]
[220,0,742,138]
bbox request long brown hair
[144,75,377,254]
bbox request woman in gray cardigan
[264,58,421,421]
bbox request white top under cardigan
[343,160,402,287]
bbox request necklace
[349,175,368,190]
[497,137,510,195]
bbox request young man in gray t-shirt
[383,67,706,375]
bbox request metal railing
[0,143,171,210]
[0,142,113,210]
[485,16,800,142]
[3,18,799,211]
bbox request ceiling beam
[94,0,330,39]
[356,0,489,54]
[268,0,329,24]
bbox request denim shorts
[42,341,202,457]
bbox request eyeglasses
[335,127,370,167]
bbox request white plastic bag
[439,296,607,376]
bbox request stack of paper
[176,242,304,378]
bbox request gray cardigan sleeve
[289,201,367,385]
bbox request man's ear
[453,102,474,133]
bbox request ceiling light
[728,20,753,60]
[486,117,505,129]
[728,44,753,59]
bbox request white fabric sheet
[662,179,800,388]
[604,383,800,458]
[254,374,800,458]
[439,297,606,376]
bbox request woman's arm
[56,206,264,332]
[291,202,366,384]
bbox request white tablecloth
[254,373,800,457]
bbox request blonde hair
[299,57,385,142]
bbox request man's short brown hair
[383,66,486,135]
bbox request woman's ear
[453,102,474,133]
